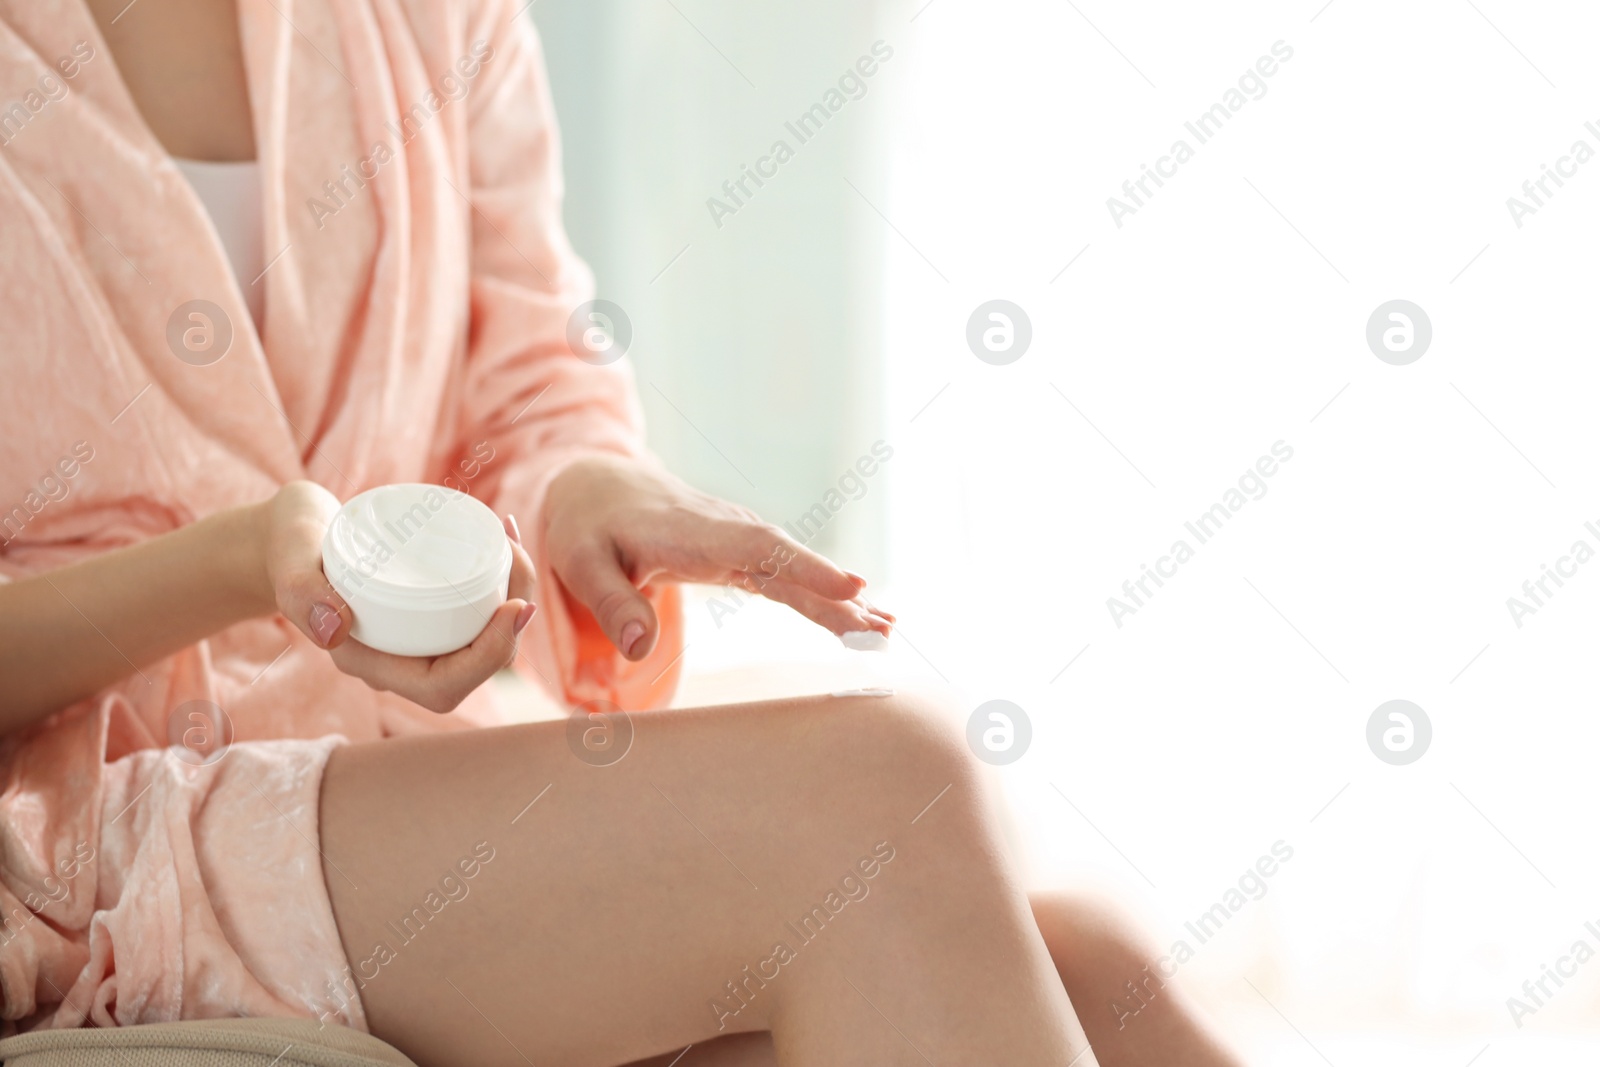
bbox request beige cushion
[0,1018,417,1067]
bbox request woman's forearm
[0,503,271,736]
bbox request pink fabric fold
[0,0,682,1031]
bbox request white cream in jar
[321,483,512,657]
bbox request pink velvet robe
[0,0,682,1032]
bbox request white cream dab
[839,630,890,652]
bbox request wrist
[211,501,276,619]
[544,451,620,519]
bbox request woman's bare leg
[619,894,1246,1067]
[319,691,1094,1067]
[1030,892,1244,1067]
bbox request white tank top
[173,157,265,334]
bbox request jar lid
[321,484,512,609]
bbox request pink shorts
[41,737,366,1032]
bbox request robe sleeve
[451,0,684,710]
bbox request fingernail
[513,602,536,635]
[506,514,523,545]
[309,602,341,646]
[845,571,868,588]
[620,620,646,657]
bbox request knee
[774,687,984,832]
[826,687,976,785]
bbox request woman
[0,0,1242,1063]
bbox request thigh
[317,691,982,1067]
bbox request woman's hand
[260,481,536,713]
[542,454,894,661]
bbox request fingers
[741,576,893,637]
[315,508,538,714]
[672,514,898,638]
[702,521,898,636]
[707,522,861,603]
[263,481,357,650]
[279,535,354,651]
[330,597,533,714]
[863,601,896,625]
[502,514,537,605]
[555,539,660,661]
[432,597,533,689]
[329,513,537,714]
[308,597,353,649]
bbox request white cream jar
[321,483,512,657]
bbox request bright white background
[533,0,1600,1061]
